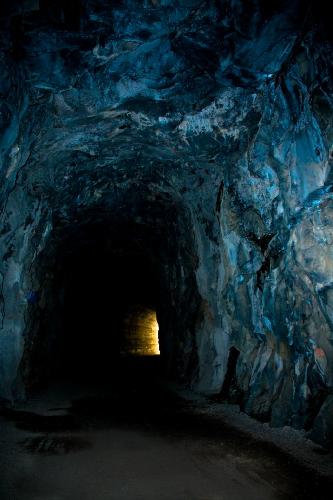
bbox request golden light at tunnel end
[121,305,160,356]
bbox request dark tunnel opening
[52,241,161,383]
[19,198,201,398]
[25,224,164,393]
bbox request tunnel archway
[19,189,204,396]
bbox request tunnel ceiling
[1,1,333,447]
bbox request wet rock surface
[0,0,332,449]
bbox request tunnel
[1,1,333,497]
[18,191,206,396]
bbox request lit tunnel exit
[121,305,160,356]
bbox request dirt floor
[1,357,333,500]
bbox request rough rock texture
[0,1,332,446]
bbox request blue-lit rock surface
[0,1,332,447]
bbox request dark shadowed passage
[48,235,161,383]
[19,204,201,395]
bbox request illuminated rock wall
[0,1,332,446]
[121,305,160,356]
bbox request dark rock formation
[0,0,332,447]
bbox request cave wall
[0,0,332,445]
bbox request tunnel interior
[20,195,201,395]
[53,229,160,383]
[1,0,332,453]
[23,224,161,390]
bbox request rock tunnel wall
[0,0,332,446]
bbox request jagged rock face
[0,1,332,446]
